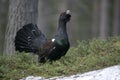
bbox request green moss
[0,37,120,80]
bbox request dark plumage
[15,10,71,63]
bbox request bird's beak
[66,10,71,15]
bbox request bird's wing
[38,39,55,62]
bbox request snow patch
[20,65,120,80]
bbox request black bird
[15,10,71,63]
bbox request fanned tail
[15,23,47,53]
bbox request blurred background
[0,0,120,54]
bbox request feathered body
[15,10,71,63]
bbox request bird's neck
[55,20,68,40]
[58,20,67,32]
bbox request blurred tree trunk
[37,0,49,36]
[3,0,38,55]
[113,0,120,36]
[59,0,67,11]
[92,0,100,37]
[0,0,8,54]
[99,0,110,39]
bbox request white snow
[20,65,120,80]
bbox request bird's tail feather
[15,23,46,53]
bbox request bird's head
[59,10,71,22]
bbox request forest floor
[0,37,120,80]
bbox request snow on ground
[21,65,120,80]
